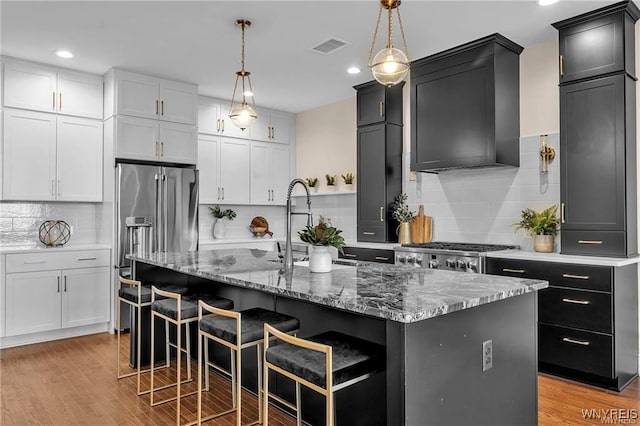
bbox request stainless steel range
[394,242,517,273]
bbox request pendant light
[368,0,410,87]
[229,19,257,130]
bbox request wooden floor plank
[1,332,638,425]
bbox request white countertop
[199,237,276,245]
[0,243,111,255]
[486,249,640,267]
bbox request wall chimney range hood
[410,34,523,173]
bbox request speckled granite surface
[130,249,548,324]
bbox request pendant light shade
[368,0,410,86]
[229,19,257,130]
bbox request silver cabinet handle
[221,119,225,132]
[57,276,60,293]
[379,101,384,117]
[344,253,358,258]
[64,276,67,292]
[161,100,164,116]
[155,100,159,115]
[363,232,376,236]
[160,142,164,157]
[222,187,224,200]
[562,337,590,346]
[380,207,384,222]
[562,273,590,280]
[502,268,525,274]
[59,93,62,111]
[217,119,221,133]
[217,187,221,200]
[559,55,564,76]
[562,298,590,305]
[77,257,97,261]
[267,189,271,201]
[578,240,603,245]
[375,256,389,261]
[24,260,46,265]
[561,203,566,224]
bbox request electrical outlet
[482,340,493,371]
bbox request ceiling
[0,0,617,113]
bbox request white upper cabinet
[106,69,197,125]
[2,109,103,202]
[3,61,103,119]
[2,109,57,201]
[250,141,290,205]
[251,108,292,144]
[197,96,251,139]
[113,115,197,164]
[198,134,250,205]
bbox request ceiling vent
[312,38,349,55]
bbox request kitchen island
[129,249,547,425]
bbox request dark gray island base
[130,249,547,426]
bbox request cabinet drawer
[539,323,613,378]
[6,249,110,273]
[560,231,627,257]
[485,258,549,280]
[356,226,387,243]
[549,264,612,292]
[340,247,394,264]
[539,287,612,333]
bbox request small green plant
[514,205,560,236]
[305,177,318,188]
[391,193,415,223]
[209,205,237,221]
[341,173,354,184]
[325,174,336,186]
[298,216,345,253]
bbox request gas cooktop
[399,242,518,252]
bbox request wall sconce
[540,134,555,173]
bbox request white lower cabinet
[2,250,111,343]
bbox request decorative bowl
[38,220,71,247]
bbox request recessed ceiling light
[347,66,361,74]
[538,0,559,5]
[56,50,73,59]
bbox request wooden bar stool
[150,287,233,425]
[263,326,385,426]
[196,303,300,426]
[116,277,189,395]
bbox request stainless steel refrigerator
[115,162,198,328]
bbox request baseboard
[0,323,109,349]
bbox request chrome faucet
[284,178,313,273]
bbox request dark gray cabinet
[553,1,639,84]
[354,81,403,127]
[356,123,402,242]
[409,34,522,172]
[339,246,394,264]
[553,1,638,257]
[486,257,638,391]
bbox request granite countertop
[129,249,547,324]
[486,249,640,267]
[0,243,111,255]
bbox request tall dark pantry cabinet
[354,81,403,242]
[553,0,639,257]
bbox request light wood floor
[1,332,638,425]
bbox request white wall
[198,204,286,242]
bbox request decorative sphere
[229,104,257,130]
[370,47,409,86]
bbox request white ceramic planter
[309,246,332,273]
[213,218,227,239]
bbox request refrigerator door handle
[155,172,162,253]
[163,172,168,252]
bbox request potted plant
[325,174,336,191]
[298,216,345,273]
[209,205,237,239]
[514,205,560,253]
[305,177,318,193]
[391,193,415,244]
[341,172,354,190]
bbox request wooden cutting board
[410,205,432,243]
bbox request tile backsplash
[405,133,560,250]
[0,202,103,246]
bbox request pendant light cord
[367,4,383,66]
[367,2,410,66]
